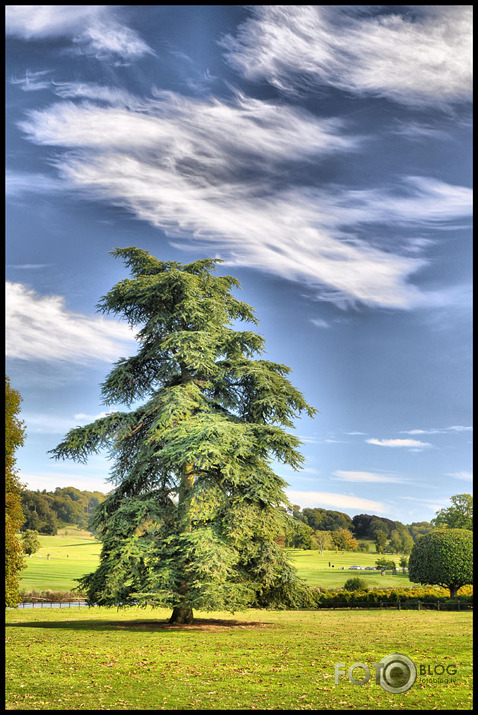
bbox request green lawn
[287,548,417,589]
[19,531,415,593]
[19,529,101,592]
[5,606,472,710]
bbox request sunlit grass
[5,606,472,710]
[19,530,415,593]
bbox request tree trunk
[170,461,196,625]
[449,584,459,599]
[169,606,194,624]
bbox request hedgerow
[18,589,86,603]
[311,584,473,608]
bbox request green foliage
[20,487,106,534]
[5,376,26,607]
[314,584,473,608]
[432,494,473,531]
[343,577,369,592]
[21,530,41,556]
[375,558,396,570]
[408,521,435,541]
[302,507,353,532]
[351,514,396,539]
[408,528,473,598]
[331,527,359,551]
[50,248,316,621]
[373,528,388,554]
[313,530,333,555]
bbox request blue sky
[6,5,472,525]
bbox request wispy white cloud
[332,470,405,484]
[22,411,116,434]
[222,6,472,107]
[401,425,472,435]
[446,471,473,481]
[285,489,387,514]
[310,318,330,329]
[366,438,432,449]
[5,5,152,59]
[10,69,52,91]
[6,282,135,364]
[16,91,471,310]
[6,169,66,197]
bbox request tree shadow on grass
[5,617,274,633]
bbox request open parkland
[5,529,473,710]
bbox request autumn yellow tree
[5,376,26,607]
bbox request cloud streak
[332,470,405,484]
[6,282,135,364]
[366,438,432,449]
[222,6,472,107]
[5,5,152,59]
[17,91,471,310]
[400,426,472,435]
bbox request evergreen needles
[50,247,316,622]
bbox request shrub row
[311,584,473,608]
[19,589,86,603]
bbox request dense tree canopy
[302,507,353,532]
[431,494,473,531]
[20,487,107,534]
[408,528,473,598]
[5,376,26,607]
[50,248,316,623]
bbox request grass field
[19,530,416,592]
[287,548,417,589]
[5,606,472,710]
[19,528,101,592]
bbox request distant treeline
[20,487,107,535]
[19,487,435,552]
[282,505,435,553]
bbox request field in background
[288,548,416,589]
[19,530,416,592]
[19,528,101,592]
[5,606,472,710]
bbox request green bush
[343,577,369,592]
[311,584,473,608]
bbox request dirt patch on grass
[114,618,273,631]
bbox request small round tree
[21,529,41,557]
[408,528,473,598]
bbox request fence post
[437,601,440,611]
[398,600,401,610]
[457,601,460,611]
[380,600,382,610]
[417,601,420,611]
